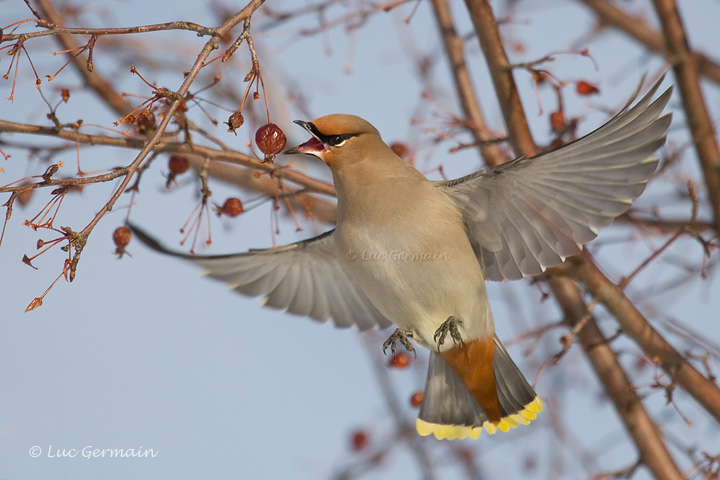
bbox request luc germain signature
[346,250,453,262]
[29,444,158,459]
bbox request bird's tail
[417,335,542,440]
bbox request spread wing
[130,226,392,330]
[439,79,672,281]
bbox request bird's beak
[284,120,328,156]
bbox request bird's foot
[434,316,463,347]
[382,329,416,357]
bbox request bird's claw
[434,316,463,347]
[383,329,416,357]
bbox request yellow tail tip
[416,396,542,440]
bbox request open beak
[284,120,328,156]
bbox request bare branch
[548,277,684,480]
[462,1,685,477]
[463,0,537,158]
[560,251,720,423]
[0,119,335,196]
[650,0,720,231]
[577,0,720,85]
[430,0,503,166]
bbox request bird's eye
[327,134,352,147]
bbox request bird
[131,78,672,440]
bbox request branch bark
[563,253,720,423]
[548,278,683,480]
[462,0,537,158]
[0,119,336,197]
[430,0,503,167]
[650,0,720,231]
[577,0,720,85]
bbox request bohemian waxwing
[132,79,672,440]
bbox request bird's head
[284,114,383,167]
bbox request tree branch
[462,0,537,157]
[430,0,503,167]
[462,1,684,477]
[0,119,335,197]
[650,0,720,231]
[561,252,720,424]
[2,21,216,42]
[577,0,720,85]
[548,277,683,480]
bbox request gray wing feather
[440,79,672,281]
[130,226,392,330]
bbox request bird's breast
[334,191,493,347]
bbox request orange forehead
[311,114,380,137]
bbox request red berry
[350,430,369,452]
[388,352,410,369]
[576,80,599,96]
[168,155,189,175]
[255,123,287,155]
[113,226,132,248]
[410,391,424,408]
[221,197,244,217]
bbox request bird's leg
[434,316,463,347]
[382,328,416,357]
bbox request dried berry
[350,430,369,452]
[168,155,189,175]
[113,226,132,248]
[221,197,244,217]
[388,352,410,369]
[410,391,424,408]
[533,71,549,86]
[549,138,565,150]
[17,188,33,206]
[255,123,287,155]
[113,226,132,258]
[226,111,244,134]
[135,108,156,134]
[576,80,599,96]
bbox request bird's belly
[337,226,493,349]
